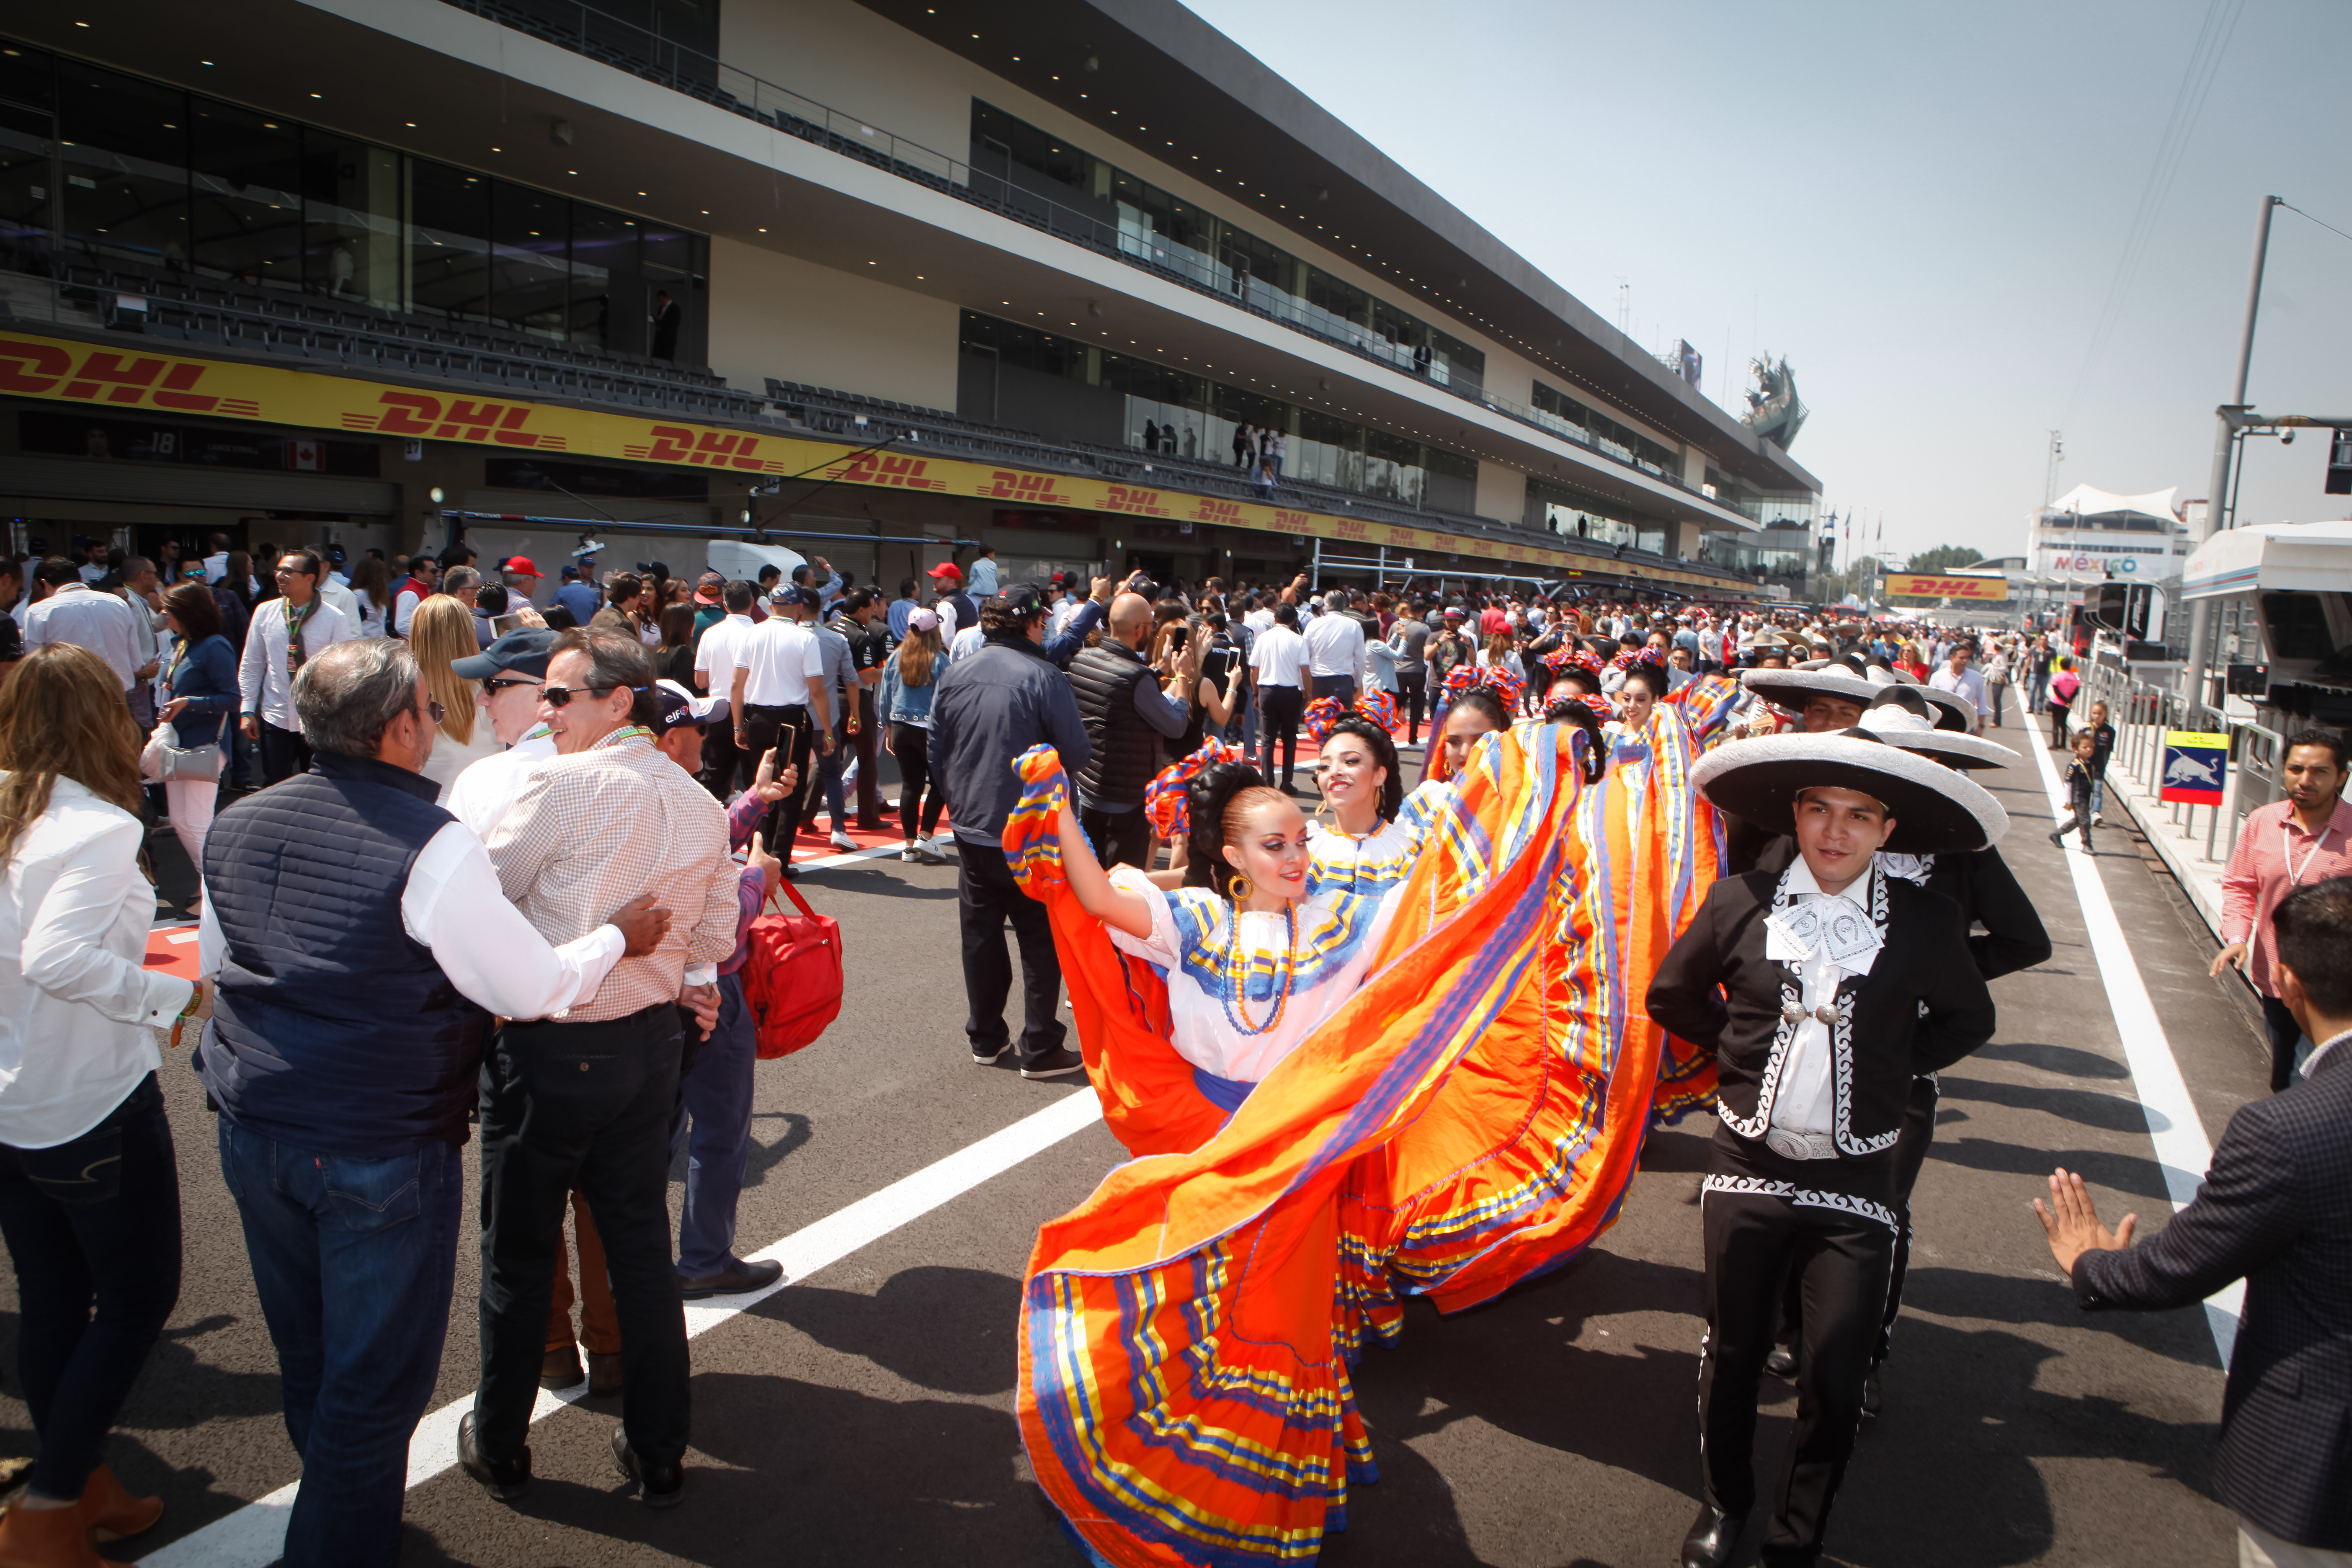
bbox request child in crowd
[2049,730,2100,852]
[2084,699,2116,825]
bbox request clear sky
[1177,0,2352,565]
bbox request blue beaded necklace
[1219,898,1298,1037]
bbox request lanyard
[2282,815,2335,887]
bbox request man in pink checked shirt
[646,680,798,1300]
[2213,728,2352,1091]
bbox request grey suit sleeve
[1042,672,1093,778]
[1132,676,1190,740]
[2073,1099,2302,1312]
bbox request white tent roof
[2047,484,2180,522]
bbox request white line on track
[138,1087,1104,1567]
[2024,727,2242,1364]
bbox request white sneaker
[829,830,858,852]
[2091,813,2104,826]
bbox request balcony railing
[436,0,1748,521]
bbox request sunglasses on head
[542,683,643,708]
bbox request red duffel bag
[741,876,843,1059]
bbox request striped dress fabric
[1006,710,1726,1567]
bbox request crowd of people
[0,541,2343,1568]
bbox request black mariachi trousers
[1698,1140,1896,1563]
[1775,1072,1939,1364]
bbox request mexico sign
[1884,573,2009,601]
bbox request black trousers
[475,1005,690,1469]
[892,723,946,840]
[1775,1074,1939,1365]
[741,701,816,853]
[1397,671,1426,743]
[259,720,312,786]
[956,838,1066,1067]
[2262,992,2308,1092]
[1258,685,1305,787]
[1700,1145,1896,1563]
[2047,702,2071,749]
[699,717,742,804]
[0,1074,181,1501]
[1081,804,1153,871]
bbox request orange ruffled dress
[1008,700,1729,1568]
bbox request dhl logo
[1333,519,1369,542]
[0,339,258,418]
[360,392,561,449]
[623,425,775,470]
[1888,574,2005,599]
[981,469,1074,503]
[1272,509,1310,530]
[1103,485,1170,516]
[1191,498,1245,524]
[1385,526,1421,548]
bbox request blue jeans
[218,1120,462,1568]
[674,972,758,1279]
[820,719,848,830]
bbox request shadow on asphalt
[1898,1265,2218,1372]
[1971,1040,2130,1080]
[1935,1075,2151,1134]
[798,865,957,901]
[752,1265,1020,1397]
[1927,1134,2173,1203]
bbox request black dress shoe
[1679,1503,1746,1568]
[1764,1343,1798,1379]
[678,1257,784,1300]
[457,1411,531,1501]
[1861,1362,1883,1418]
[611,1424,685,1509]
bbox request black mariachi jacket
[1749,837,2053,982]
[1646,867,1997,1157]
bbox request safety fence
[2077,660,2275,867]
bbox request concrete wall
[1475,460,1525,527]
[706,236,960,408]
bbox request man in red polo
[2213,728,2352,1090]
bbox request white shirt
[1302,610,1366,686]
[317,578,361,632]
[394,587,428,636]
[1929,664,1989,722]
[694,613,755,693]
[419,718,503,803]
[1764,860,1883,1135]
[1244,608,1276,634]
[445,730,560,838]
[736,617,823,707]
[238,597,353,729]
[77,562,107,585]
[202,552,230,585]
[1249,624,1312,689]
[950,624,987,662]
[198,814,624,1023]
[23,584,142,689]
[0,779,194,1148]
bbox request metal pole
[1310,537,1322,593]
[2185,193,2281,707]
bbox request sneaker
[972,1041,1011,1065]
[910,843,948,866]
[829,830,859,852]
[2048,830,2064,847]
[1019,1047,1087,1081]
[2091,812,2104,826]
[900,846,921,862]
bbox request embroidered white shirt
[1763,859,1882,1135]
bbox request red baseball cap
[928,562,962,580]
[501,556,543,579]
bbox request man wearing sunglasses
[443,629,560,838]
[466,629,741,1511]
[238,549,353,786]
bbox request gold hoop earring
[1230,874,1254,904]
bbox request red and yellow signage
[0,329,1734,586]
[1884,573,2009,601]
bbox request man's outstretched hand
[2033,1166,2137,1277]
[609,892,671,957]
[679,982,720,1040]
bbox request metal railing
[438,0,1751,521]
[2079,660,2247,865]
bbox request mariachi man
[1746,684,2054,1409]
[1650,729,2005,1568]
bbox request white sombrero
[1741,653,1879,714]
[1860,693,2019,771]
[1691,730,2010,854]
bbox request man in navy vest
[195,639,668,1568]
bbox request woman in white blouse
[0,644,200,1560]
[409,596,503,800]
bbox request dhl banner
[0,329,1735,588]
[1883,573,2009,601]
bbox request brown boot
[76,1468,160,1545]
[0,1500,127,1566]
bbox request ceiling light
[309,93,322,98]
[200,59,213,64]
[405,121,417,127]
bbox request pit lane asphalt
[0,710,2271,1568]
